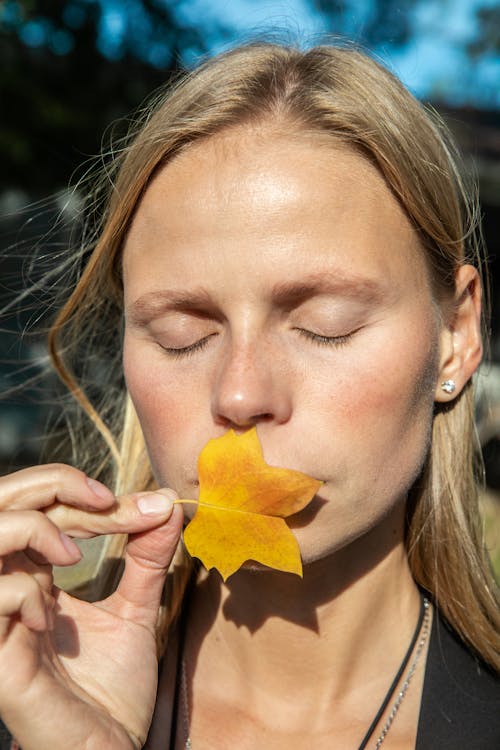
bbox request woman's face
[122,127,442,565]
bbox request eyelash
[295,328,353,347]
[158,328,354,359]
[158,334,215,359]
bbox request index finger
[0,464,115,512]
[46,488,177,538]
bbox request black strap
[169,571,196,750]
[357,591,426,750]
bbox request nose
[211,341,292,429]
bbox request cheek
[307,318,439,485]
[349,324,438,488]
[339,315,437,423]
[124,351,183,434]
[123,341,208,488]
[293,324,438,559]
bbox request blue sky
[169,0,500,107]
[5,0,500,108]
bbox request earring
[441,379,456,394]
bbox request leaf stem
[174,499,199,506]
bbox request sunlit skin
[123,130,438,563]
[122,126,481,749]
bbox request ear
[435,264,483,403]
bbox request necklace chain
[181,597,430,750]
[374,598,430,748]
[181,654,192,750]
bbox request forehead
[128,126,404,232]
[122,125,428,296]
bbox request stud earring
[441,379,456,394]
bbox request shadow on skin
[186,495,406,647]
[219,493,407,634]
[52,556,127,658]
[180,499,407,722]
[286,494,328,529]
[52,610,80,658]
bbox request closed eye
[158,333,218,358]
[294,328,355,347]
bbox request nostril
[216,412,274,430]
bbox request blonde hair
[48,42,499,668]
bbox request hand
[0,464,184,750]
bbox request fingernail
[137,492,174,516]
[60,532,82,559]
[87,477,114,502]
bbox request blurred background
[0,0,499,571]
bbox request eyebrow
[127,288,216,325]
[126,272,388,326]
[270,273,387,307]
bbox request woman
[0,43,498,749]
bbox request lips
[188,473,325,486]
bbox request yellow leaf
[181,428,322,580]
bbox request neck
[186,515,422,722]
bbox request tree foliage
[469,5,500,56]
[310,0,415,47]
[0,0,209,193]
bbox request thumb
[108,491,184,626]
